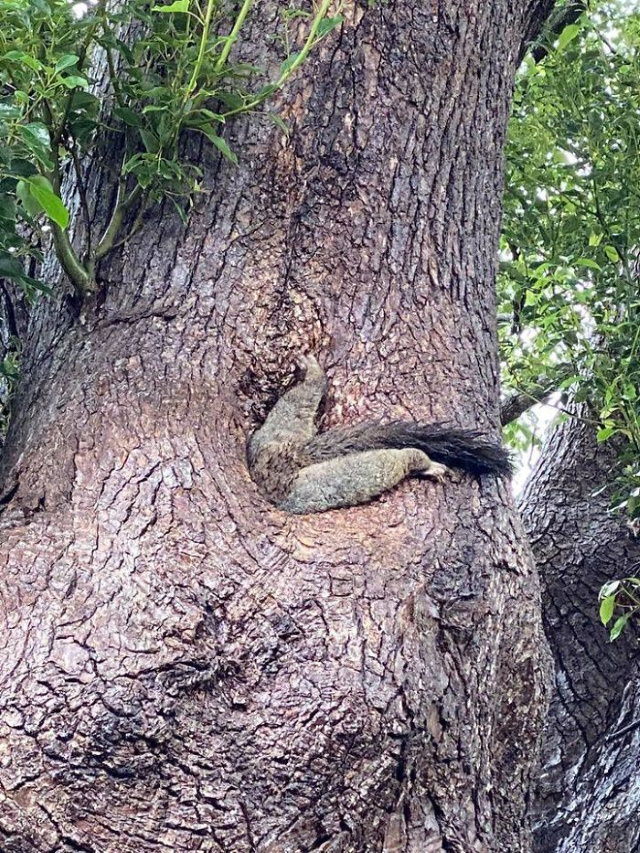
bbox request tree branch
[501,383,556,425]
[41,100,94,296]
[51,225,94,296]
[520,0,587,66]
[94,182,142,262]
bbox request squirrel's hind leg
[249,355,327,460]
[279,448,449,514]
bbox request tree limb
[500,384,556,425]
[531,1,588,64]
[519,0,587,66]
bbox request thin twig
[94,179,142,261]
[221,0,336,119]
[215,0,253,72]
[105,189,149,254]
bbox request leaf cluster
[501,0,640,520]
[599,575,640,640]
[0,0,344,297]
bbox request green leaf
[0,103,22,120]
[216,91,244,111]
[208,134,238,164]
[0,253,49,292]
[55,54,79,73]
[114,106,144,127]
[3,50,43,71]
[188,108,225,123]
[16,179,41,218]
[169,196,189,225]
[0,196,17,223]
[18,123,53,169]
[628,495,640,517]
[139,128,160,153]
[609,613,630,641]
[622,383,637,401]
[574,258,601,270]
[603,245,620,262]
[557,24,581,51]
[316,15,344,37]
[21,123,50,149]
[151,0,189,11]
[60,75,89,90]
[0,254,26,281]
[8,158,37,179]
[26,176,70,228]
[596,426,616,443]
[599,594,616,626]
[280,52,301,76]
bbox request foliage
[599,575,640,640]
[501,0,640,522]
[0,0,343,297]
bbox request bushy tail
[303,421,513,476]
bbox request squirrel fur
[247,355,513,514]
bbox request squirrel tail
[303,421,513,476]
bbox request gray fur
[247,356,511,514]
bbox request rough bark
[0,2,554,851]
[520,415,640,853]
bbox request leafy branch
[0,0,344,299]
[501,1,640,521]
[599,576,640,641]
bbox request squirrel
[247,355,513,514]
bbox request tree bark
[0,2,555,850]
[520,415,640,852]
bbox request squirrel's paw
[297,354,323,380]
[425,461,448,483]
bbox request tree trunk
[521,416,640,853]
[0,2,554,850]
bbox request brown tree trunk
[521,416,640,853]
[0,2,554,850]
